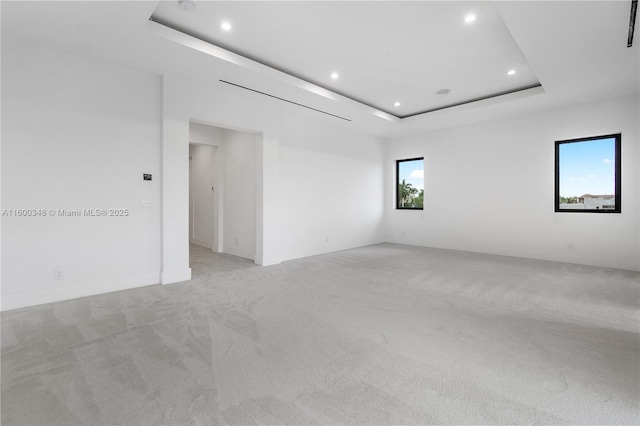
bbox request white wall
[0,4,3,310]
[189,143,217,249]
[279,112,386,261]
[386,94,640,271]
[189,122,224,252]
[1,34,162,310]
[190,121,224,146]
[222,129,257,260]
[1,36,385,309]
[163,76,386,269]
[162,77,278,271]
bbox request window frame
[554,133,621,213]
[396,157,424,211]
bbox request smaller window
[396,157,424,210]
[555,133,621,213]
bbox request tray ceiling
[151,1,542,119]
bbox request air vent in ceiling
[219,80,352,122]
[629,0,638,47]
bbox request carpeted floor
[1,243,639,425]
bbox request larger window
[396,157,424,210]
[555,133,621,213]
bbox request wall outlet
[54,269,64,280]
[568,243,574,250]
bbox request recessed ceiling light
[221,21,232,31]
[179,0,195,12]
[464,14,476,24]
[507,69,517,76]
[394,102,401,107]
[331,72,339,79]
[436,88,451,95]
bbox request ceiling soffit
[150,1,543,121]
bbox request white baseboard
[280,238,385,262]
[222,246,255,261]
[161,268,192,285]
[1,272,161,311]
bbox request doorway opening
[188,121,258,265]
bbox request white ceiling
[2,1,638,139]
[151,1,541,118]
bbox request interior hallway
[1,244,638,425]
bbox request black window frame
[396,157,424,210]
[554,133,621,213]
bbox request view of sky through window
[558,137,616,197]
[397,158,424,209]
[556,134,620,212]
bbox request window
[396,157,424,210]
[555,133,621,213]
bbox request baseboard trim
[280,238,385,263]
[161,268,192,285]
[222,246,255,261]
[1,272,161,311]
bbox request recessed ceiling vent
[219,80,351,122]
[629,0,638,47]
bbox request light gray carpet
[1,243,638,425]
